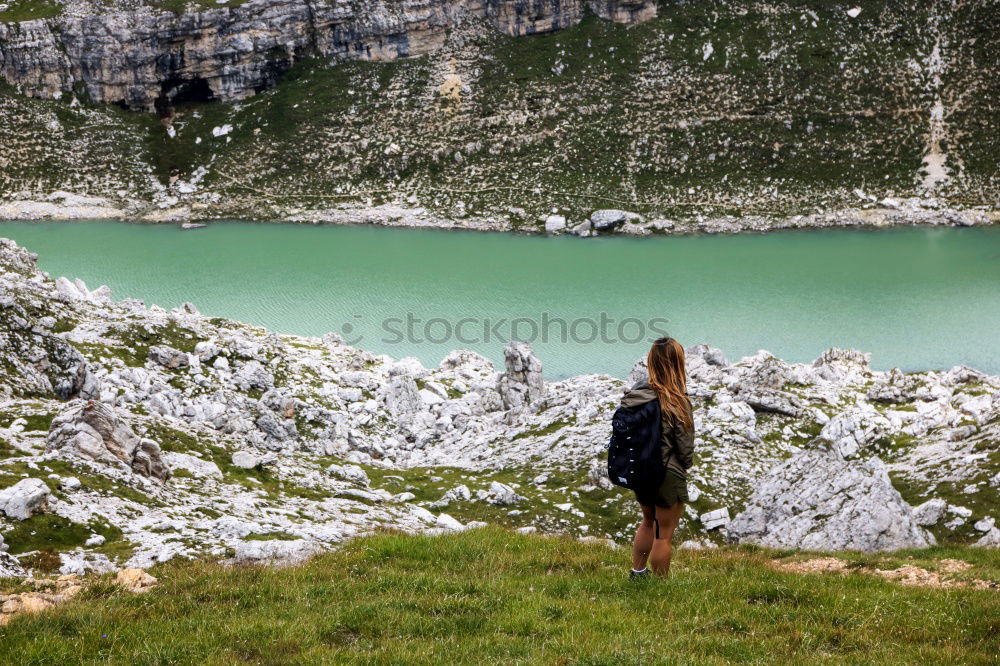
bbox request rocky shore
[0,236,997,580]
[1,192,996,237]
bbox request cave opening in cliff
[154,76,216,116]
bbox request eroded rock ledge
[0,0,654,111]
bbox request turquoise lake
[1,222,999,378]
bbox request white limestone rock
[587,458,613,491]
[590,209,640,231]
[912,498,947,526]
[162,452,222,479]
[819,405,893,459]
[59,476,81,491]
[497,341,545,411]
[148,345,190,369]
[739,350,792,389]
[974,528,1000,547]
[435,513,465,531]
[728,448,931,552]
[974,517,995,532]
[46,400,171,481]
[700,508,730,531]
[233,360,274,391]
[232,450,277,470]
[486,481,525,506]
[811,348,871,384]
[232,539,322,566]
[544,214,567,234]
[430,484,471,507]
[327,463,369,486]
[0,478,50,520]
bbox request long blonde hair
[647,337,693,431]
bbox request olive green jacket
[620,380,695,478]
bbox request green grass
[0,410,55,432]
[2,514,123,555]
[0,0,61,21]
[0,529,997,663]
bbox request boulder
[738,388,803,418]
[587,458,613,491]
[233,360,274,391]
[819,405,893,459]
[811,348,871,383]
[131,439,171,481]
[232,539,322,566]
[59,477,81,491]
[912,498,947,526]
[707,401,756,427]
[686,343,729,368]
[430,484,471,507]
[116,568,158,593]
[626,358,648,386]
[435,513,465,531]
[700,508,730,531]
[728,447,931,552]
[497,341,545,411]
[572,220,594,237]
[382,367,422,420]
[327,463,369,486]
[590,209,639,231]
[867,368,922,404]
[232,450,276,470]
[0,293,91,400]
[486,481,525,505]
[544,214,567,234]
[161,452,222,479]
[974,528,1000,548]
[46,400,170,481]
[739,350,792,389]
[0,478,50,520]
[148,345,189,369]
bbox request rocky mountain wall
[0,0,654,111]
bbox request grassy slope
[1,1,998,222]
[1,529,997,664]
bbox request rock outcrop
[0,478,50,521]
[0,240,92,400]
[46,400,171,481]
[0,0,655,112]
[497,340,545,411]
[728,446,931,552]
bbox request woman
[622,337,695,578]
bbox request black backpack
[606,399,664,491]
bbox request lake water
[2,222,999,378]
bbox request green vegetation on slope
[0,0,61,22]
[1,529,997,664]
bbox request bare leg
[649,502,684,576]
[631,504,656,570]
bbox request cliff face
[0,0,654,111]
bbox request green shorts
[634,469,689,508]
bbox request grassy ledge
[0,529,997,664]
